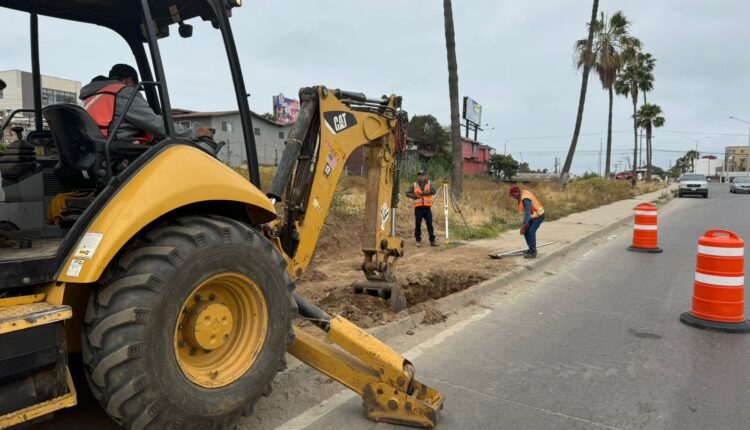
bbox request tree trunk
[443,0,463,202]
[605,86,613,178]
[559,0,599,189]
[646,125,652,181]
[631,97,638,187]
[642,90,648,105]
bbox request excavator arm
[268,86,406,290]
[289,294,444,428]
[267,86,443,427]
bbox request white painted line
[697,245,744,257]
[634,210,657,216]
[633,224,658,231]
[276,309,493,429]
[695,272,744,287]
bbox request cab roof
[0,0,230,34]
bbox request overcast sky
[2,1,749,174]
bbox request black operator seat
[42,104,149,188]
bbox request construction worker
[405,171,436,247]
[79,64,213,142]
[509,185,545,258]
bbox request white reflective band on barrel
[695,272,744,287]
[635,210,657,216]
[633,224,658,230]
[697,245,744,257]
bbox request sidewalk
[469,184,674,258]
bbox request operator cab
[0,0,256,289]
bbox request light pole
[681,136,711,173]
[681,135,711,153]
[729,116,750,174]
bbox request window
[40,87,77,106]
[179,120,191,129]
[254,128,261,136]
[278,131,284,139]
[221,121,233,133]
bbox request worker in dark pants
[509,185,545,258]
[406,171,436,247]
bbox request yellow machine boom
[267,86,443,427]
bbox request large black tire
[82,215,296,429]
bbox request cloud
[1,0,748,173]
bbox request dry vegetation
[234,165,666,241]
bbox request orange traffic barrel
[626,203,662,253]
[680,230,750,333]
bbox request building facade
[0,70,81,143]
[461,137,492,174]
[692,156,723,178]
[173,109,292,167]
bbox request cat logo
[323,111,357,134]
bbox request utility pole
[598,138,603,176]
[639,129,643,169]
[503,139,508,155]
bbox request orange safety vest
[82,83,127,137]
[413,181,433,208]
[518,190,545,219]
[81,83,153,142]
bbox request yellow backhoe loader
[0,1,442,429]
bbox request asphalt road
[288,183,750,430]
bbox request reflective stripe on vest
[82,83,127,137]
[518,190,544,219]
[414,181,433,207]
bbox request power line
[485,128,748,142]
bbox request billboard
[273,93,300,125]
[462,96,482,125]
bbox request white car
[730,177,750,194]
[678,173,708,198]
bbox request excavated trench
[311,270,489,327]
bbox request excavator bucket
[352,280,408,312]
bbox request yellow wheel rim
[174,273,268,388]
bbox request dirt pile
[409,300,446,325]
[317,289,393,327]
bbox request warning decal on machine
[66,259,85,278]
[380,203,389,230]
[74,232,103,260]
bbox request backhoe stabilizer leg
[287,316,443,428]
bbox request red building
[462,137,492,174]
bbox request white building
[0,70,81,142]
[173,109,292,167]
[692,157,723,178]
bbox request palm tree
[635,103,665,180]
[636,52,656,103]
[443,0,462,201]
[615,58,640,186]
[559,0,599,189]
[576,11,639,178]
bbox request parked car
[730,177,750,193]
[678,173,708,198]
[615,171,634,180]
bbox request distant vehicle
[615,171,634,180]
[730,177,750,194]
[678,173,708,198]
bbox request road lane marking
[276,308,493,429]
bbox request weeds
[231,164,667,242]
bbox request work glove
[520,223,529,235]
